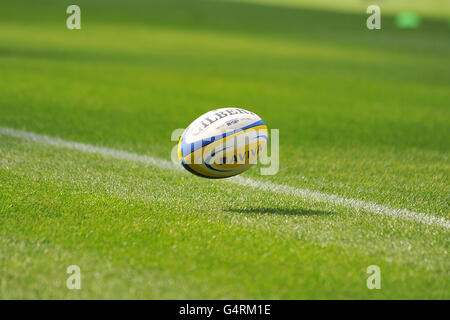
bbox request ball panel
[180,123,268,159]
[183,107,262,144]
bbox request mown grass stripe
[1,126,448,230]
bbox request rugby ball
[178,107,268,179]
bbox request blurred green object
[396,12,421,29]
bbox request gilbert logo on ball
[178,108,269,179]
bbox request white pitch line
[1,126,449,230]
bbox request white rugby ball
[178,107,268,179]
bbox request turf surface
[0,0,449,299]
[226,0,450,18]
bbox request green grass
[0,0,449,299]
[224,0,450,19]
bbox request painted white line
[1,126,449,230]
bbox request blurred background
[1,0,448,192]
